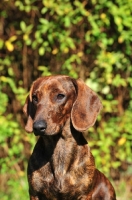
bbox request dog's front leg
[29,189,50,200]
[30,195,39,200]
[30,194,48,200]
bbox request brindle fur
[23,75,116,200]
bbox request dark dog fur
[23,75,116,200]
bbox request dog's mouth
[33,129,46,136]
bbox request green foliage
[0,176,29,200]
[0,65,35,199]
[0,0,132,199]
[89,110,132,174]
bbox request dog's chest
[28,137,95,199]
[29,159,94,200]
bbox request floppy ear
[71,79,102,131]
[23,84,35,133]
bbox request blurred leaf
[5,41,14,51]
[20,21,27,32]
[39,46,45,55]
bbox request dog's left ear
[71,79,102,131]
[23,84,35,133]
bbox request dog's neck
[61,118,88,145]
[40,118,88,147]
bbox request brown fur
[23,75,116,200]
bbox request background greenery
[0,0,132,199]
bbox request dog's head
[23,75,102,136]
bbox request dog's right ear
[23,84,35,133]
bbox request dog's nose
[33,120,47,136]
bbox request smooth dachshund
[23,75,116,200]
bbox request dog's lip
[33,130,60,136]
[33,129,46,136]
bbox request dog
[23,75,116,200]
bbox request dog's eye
[32,95,38,103]
[57,94,65,100]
